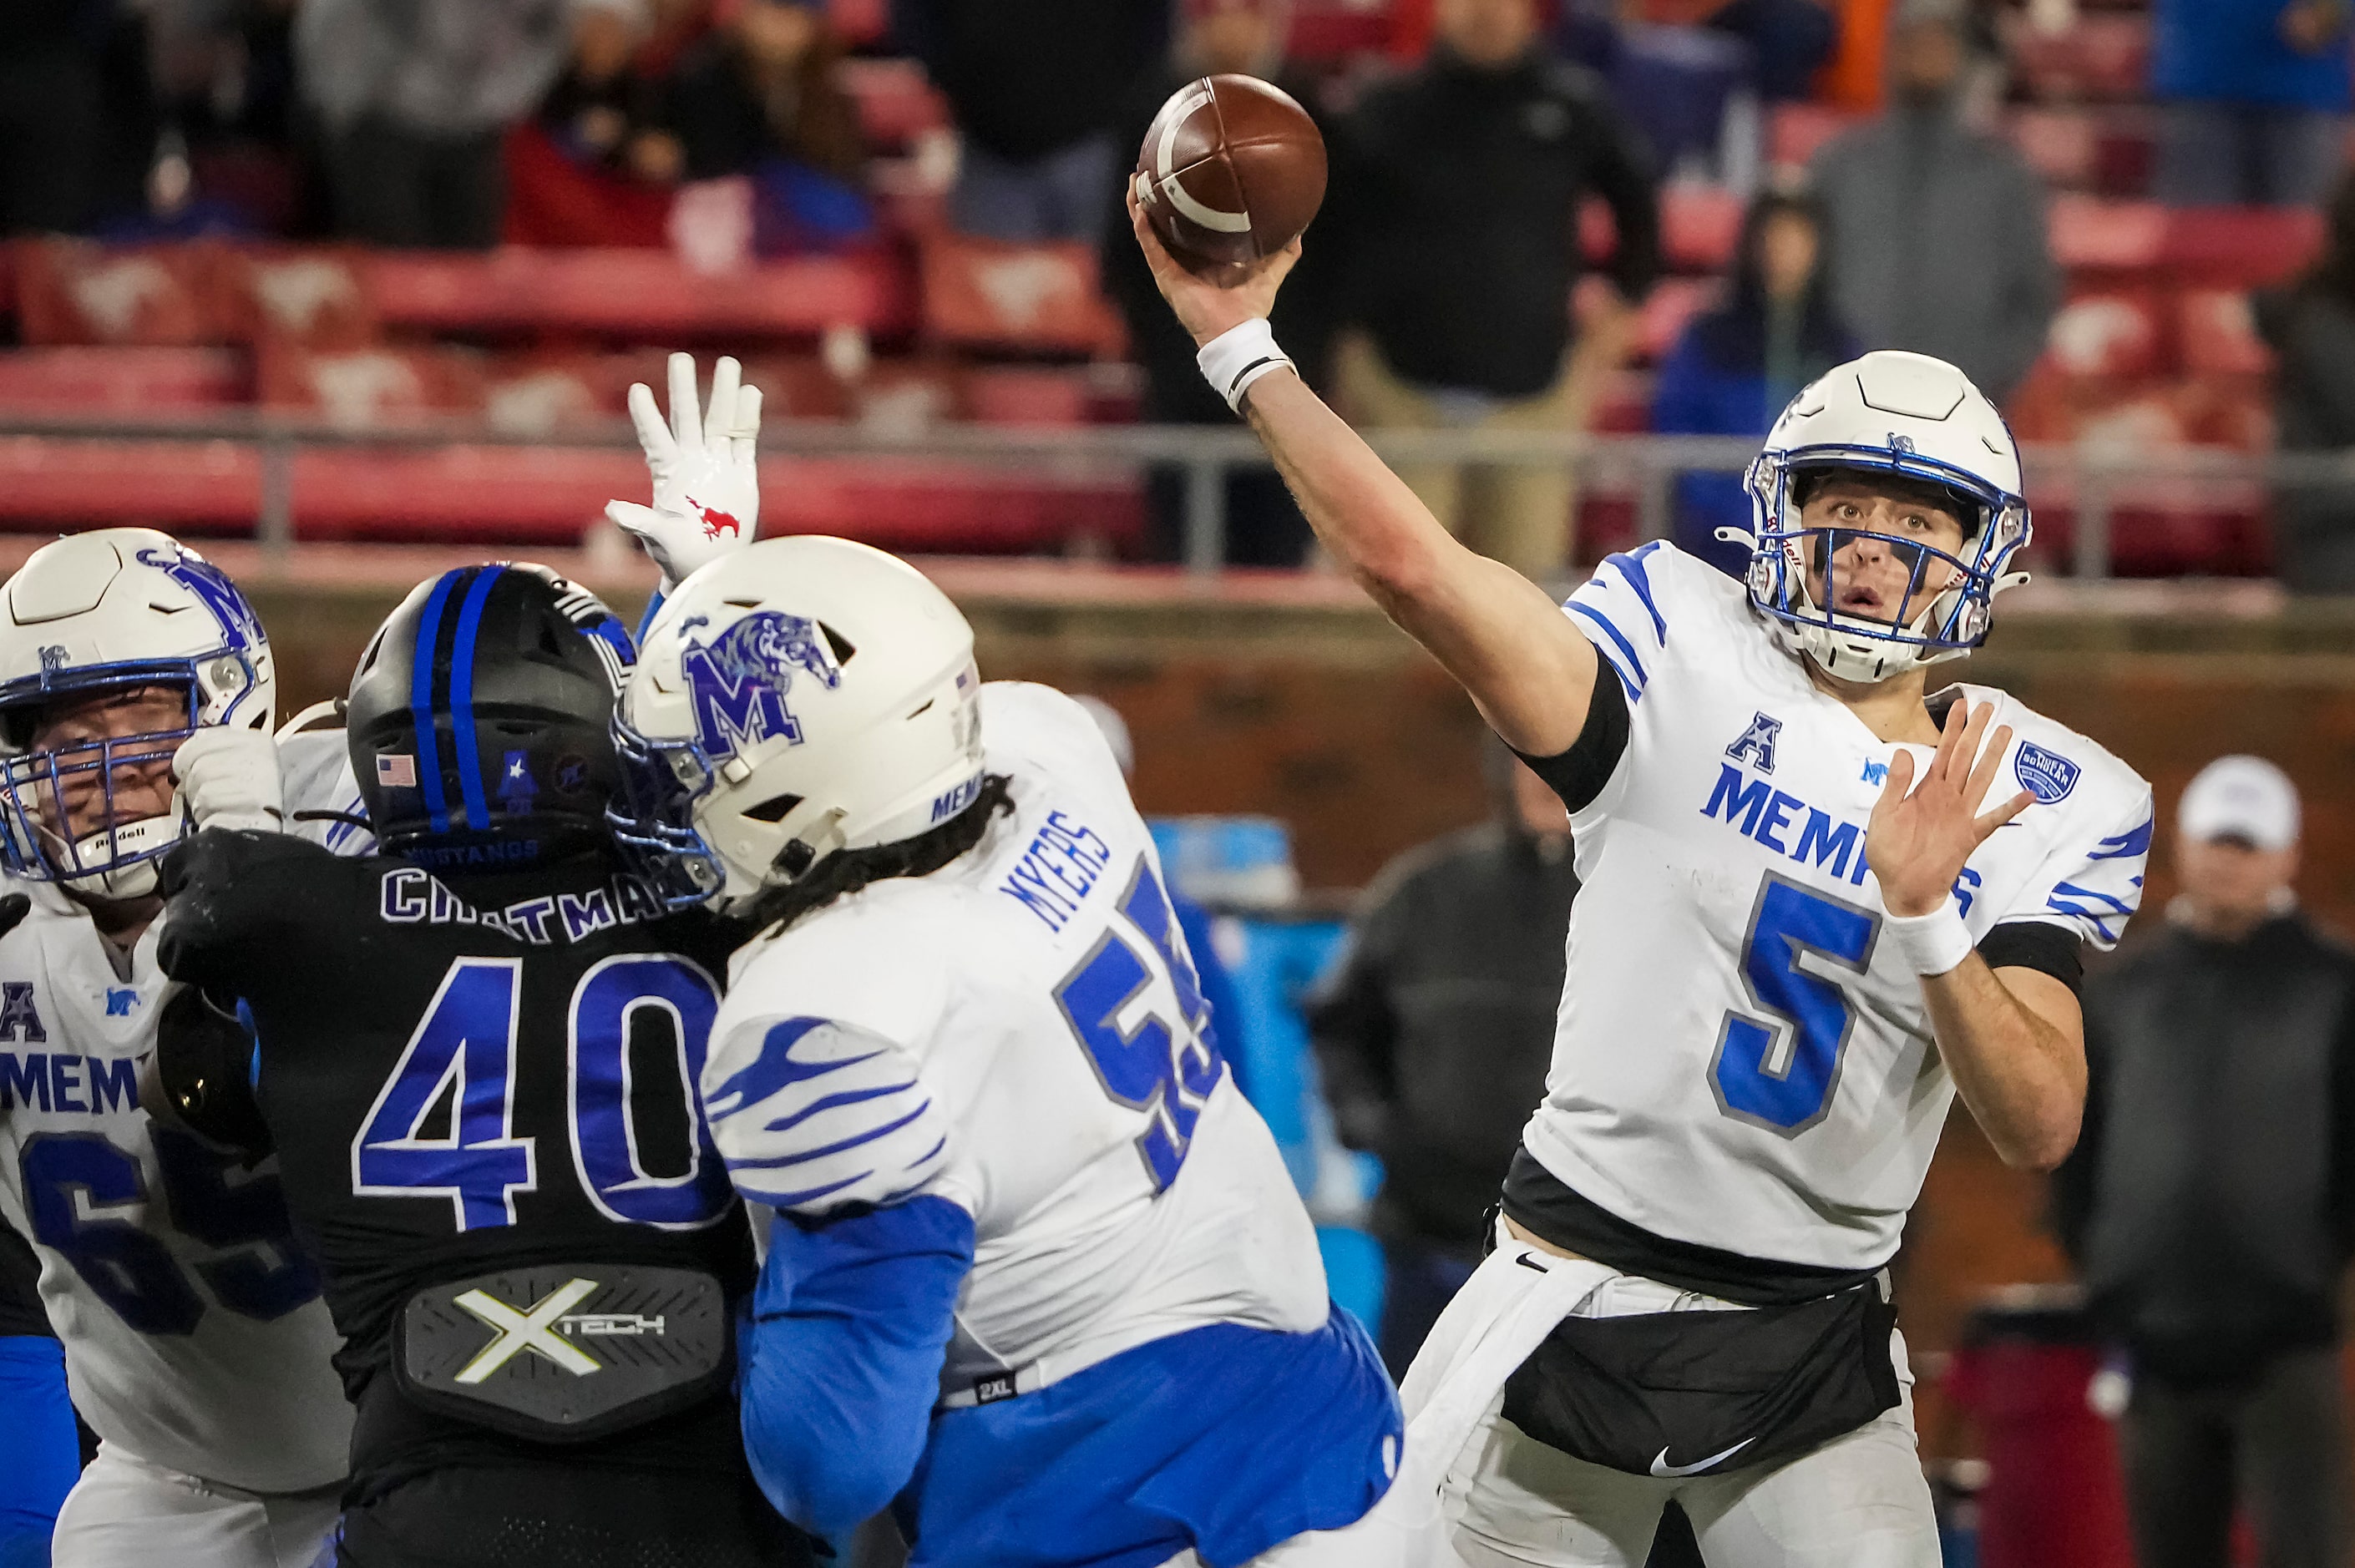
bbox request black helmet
[347,564,636,871]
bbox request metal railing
[7,410,2355,579]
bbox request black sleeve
[155,829,328,996]
[1514,655,1629,814]
[0,1216,50,1338]
[1306,888,1407,1154]
[2048,986,2110,1264]
[2328,966,2355,1257]
[154,986,274,1159]
[1576,83,1661,302]
[1978,920,2085,994]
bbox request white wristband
[1887,903,1976,977]
[1197,318,1294,414]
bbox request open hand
[605,352,762,589]
[1866,701,2034,916]
[1127,186,1301,348]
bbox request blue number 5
[1709,875,1881,1134]
[1054,861,1224,1191]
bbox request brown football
[1134,73,1326,281]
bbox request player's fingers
[626,381,676,466]
[1973,788,2036,841]
[706,356,742,450]
[1872,748,1915,817]
[1129,189,1183,289]
[729,383,762,468]
[1964,722,2014,810]
[667,351,700,452]
[1926,700,1967,783]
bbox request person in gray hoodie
[1806,0,2059,403]
[296,0,570,247]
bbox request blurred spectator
[0,0,108,235]
[539,0,677,184]
[1326,0,1659,582]
[667,0,874,249]
[2258,169,2355,594]
[1309,746,1578,1376]
[1103,0,1329,566]
[894,0,1169,242]
[2150,0,2352,208]
[1652,188,1857,576]
[1708,0,1837,101]
[296,0,570,248]
[2054,756,2355,1568]
[1808,0,2057,402]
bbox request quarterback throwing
[1135,200,2151,1565]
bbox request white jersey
[280,727,374,855]
[706,682,1329,1396]
[0,748,365,1494]
[1532,543,2153,1271]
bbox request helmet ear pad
[347,564,631,865]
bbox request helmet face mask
[1738,354,2033,683]
[0,532,276,898]
[0,677,200,898]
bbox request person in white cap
[2054,755,2355,1568]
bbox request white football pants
[1419,1230,1941,1568]
[51,1443,341,1568]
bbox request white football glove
[604,352,763,590]
[172,726,285,833]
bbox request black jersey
[155,829,757,1497]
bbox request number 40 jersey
[1532,543,2153,1273]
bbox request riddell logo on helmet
[679,611,840,759]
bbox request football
[1133,73,1327,281]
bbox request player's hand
[604,352,763,589]
[173,726,285,834]
[1128,187,1302,347]
[1866,700,2034,918]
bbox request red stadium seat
[212,249,379,349]
[1288,3,1395,61]
[2049,196,2167,275]
[2160,206,2323,289]
[256,343,488,426]
[0,440,1145,554]
[965,366,1094,427]
[2177,289,2274,377]
[1591,369,1654,434]
[2009,108,2099,189]
[0,347,246,413]
[919,235,1121,357]
[1660,183,1744,274]
[363,246,919,341]
[828,0,889,48]
[12,240,221,346]
[2044,289,2169,379]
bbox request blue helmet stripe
[408,570,464,835]
[447,566,505,832]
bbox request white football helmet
[612,536,983,913]
[0,529,276,897]
[1740,351,2033,681]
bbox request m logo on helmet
[135,547,262,654]
[680,611,842,759]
